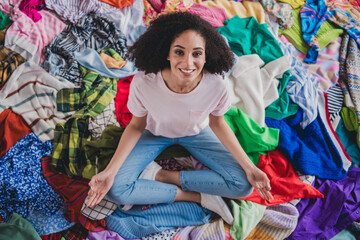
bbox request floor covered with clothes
[0,0,360,239]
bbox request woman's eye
[175,50,184,55]
[193,52,202,57]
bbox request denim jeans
[107,126,253,205]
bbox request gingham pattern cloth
[81,196,117,220]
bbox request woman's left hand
[246,167,273,201]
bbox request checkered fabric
[51,65,118,179]
[0,26,26,88]
[81,196,117,220]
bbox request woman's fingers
[256,183,273,201]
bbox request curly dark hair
[126,12,234,75]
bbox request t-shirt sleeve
[211,79,231,116]
[127,75,148,117]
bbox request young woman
[87,12,273,225]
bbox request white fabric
[0,62,75,142]
[128,71,231,138]
[100,0,146,46]
[228,54,290,126]
[318,89,352,172]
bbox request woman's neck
[161,69,203,94]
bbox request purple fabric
[86,229,139,240]
[285,168,360,240]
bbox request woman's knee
[225,180,253,199]
[107,183,134,205]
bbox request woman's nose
[184,54,193,66]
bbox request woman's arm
[209,114,273,201]
[86,115,147,207]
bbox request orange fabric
[240,150,324,206]
[98,0,135,8]
[0,109,31,159]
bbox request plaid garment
[0,46,26,88]
[41,156,106,232]
[0,26,26,88]
[41,223,88,240]
[51,65,118,179]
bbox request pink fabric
[280,35,341,90]
[0,0,21,15]
[144,0,226,27]
[5,8,66,64]
[19,0,47,22]
[188,3,227,28]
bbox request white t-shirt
[127,70,231,138]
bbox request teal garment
[217,16,298,120]
[224,107,279,165]
[330,229,356,240]
[0,213,41,240]
[0,11,12,30]
[335,118,360,167]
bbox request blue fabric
[265,109,347,180]
[107,126,253,206]
[42,13,128,85]
[0,133,73,235]
[300,0,330,63]
[279,39,319,129]
[106,202,212,238]
[74,48,138,79]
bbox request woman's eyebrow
[174,45,204,51]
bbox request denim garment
[107,126,253,205]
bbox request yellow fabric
[194,0,265,24]
[277,0,305,9]
[100,52,127,69]
[246,227,275,240]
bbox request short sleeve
[127,75,148,117]
[211,80,231,116]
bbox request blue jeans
[106,126,253,205]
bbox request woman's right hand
[86,170,115,207]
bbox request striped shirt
[5,8,66,64]
[0,62,75,142]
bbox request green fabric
[224,107,279,165]
[0,11,12,31]
[264,70,299,120]
[217,16,283,64]
[51,65,118,179]
[0,213,41,240]
[83,125,191,174]
[341,106,360,150]
[279,7,344,54]
[218,16,298,120]
[230,200,266,240]
[335,118,360,168]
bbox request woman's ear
[167,56,170,61]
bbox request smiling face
[166,30,206,90]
